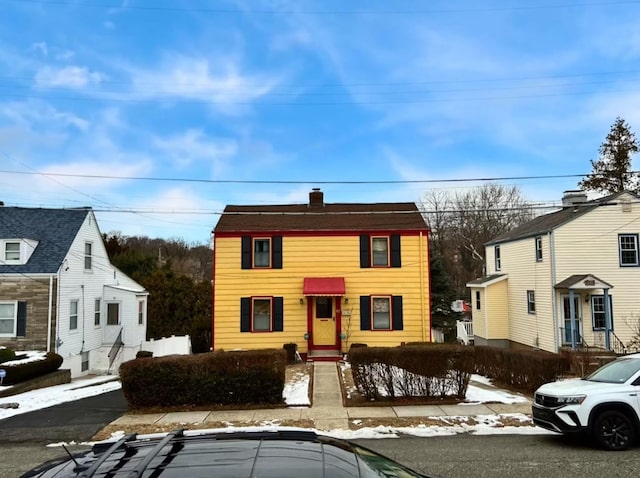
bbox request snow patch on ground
[283,370,310,406]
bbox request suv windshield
[586,357,640,383]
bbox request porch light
[299,298,304,305]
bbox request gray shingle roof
[466,273,507,286]
[487,191,638,245]
[0,207,90,274]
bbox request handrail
[610,332,628,355]
[456,320,473,345]
[108,328,124,372]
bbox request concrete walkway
[111,362,533,431]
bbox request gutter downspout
[47,274,54,352]
[550,231,559,352]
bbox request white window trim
[371,296,392,330]
[619,233,639,266]
[0,300,17,337]
[84,241,93,271]
[106,302,121,326]
[494,245,501,271]
[70,299,79,331]
[138,299,146,326]
[94,298,101,327]
[527,290,536,314]
[591,295,613,331]
[535,236,543,262]
[371,236,390,267]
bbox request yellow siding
[553,195,640,347]
[469,287,487,340]
[213,233,430,353]
[485,280,509,339]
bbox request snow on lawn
[283,369,311,406]
[0,376,121,420]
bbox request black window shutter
[241,236,252,269]
[240,297,251,332]
[272,236,283,269]
[360,296,371,330]
[359,235,371,268]
[273,297,284,331]
[17,301,27,337]
[391,234,402,267]
[392,296,403,330]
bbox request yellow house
[212,189,432,359]
[467,190,640,354]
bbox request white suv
[533,353,640,451]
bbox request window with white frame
[371,237,389,267]
[494,245,501,271]
[252,298,271,331]
[535,236,543,262]
[475,291,481,310]
[84,242,93,270]
[94,299,101,326]
[619,234,639,266]
[0,302,17,337]
[527,290,536,314]
[4,242,20,262]
[591,295,613,330]
[81,351,89,372]
[253,238,271,268]
[372,297,391,330]
[70,300,78,330]
[138,300,145,325]
[107,303,120,325]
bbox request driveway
[0,388,127,443]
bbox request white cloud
[128,56,281,113]
[153,129,237,171]
[35,66,105,89]
[0,99,90,132]
[55,49,76,61]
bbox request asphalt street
[0,388,127,444]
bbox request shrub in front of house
[0,346,16,364]
[120,349,287,409]
[474,345,569,391]
[135,350,153,359]
[0,352,64,385]
[349,345,473,401]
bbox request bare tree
[422,184,533,295]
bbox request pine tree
[579,117,639,194]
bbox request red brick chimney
[309,188,324,208]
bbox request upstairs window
[241,236,283,269]
[4,242,20,262]
[84,242,92,270]
[535,236,543,262]
[360,234,401,268]
[253,238,271,268]
[494,245,501,271]
[371,237,389,267]
[619,234,639,266]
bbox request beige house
[467,190,640,354]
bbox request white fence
[456,321,474,345]
[141,335,191,357]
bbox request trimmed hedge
[0,352,63,385]
[120,349,287,409]
[350,345,473,400]
[0,347,16,364]
[474,345,569,391]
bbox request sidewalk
[110,363,534,432]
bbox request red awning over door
[303,277,345,296]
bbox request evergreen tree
[579,117,639,194]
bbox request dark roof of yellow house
[214,189,429,233]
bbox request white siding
[56,211,147,376]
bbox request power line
[0,169,610,185]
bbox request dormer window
[5,242,20,262]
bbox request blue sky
[2,0,640,243]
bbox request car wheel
[592,410,636,451]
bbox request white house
[467,190,640,354]
[0,206,148,377]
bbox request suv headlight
[556,395,586,405]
